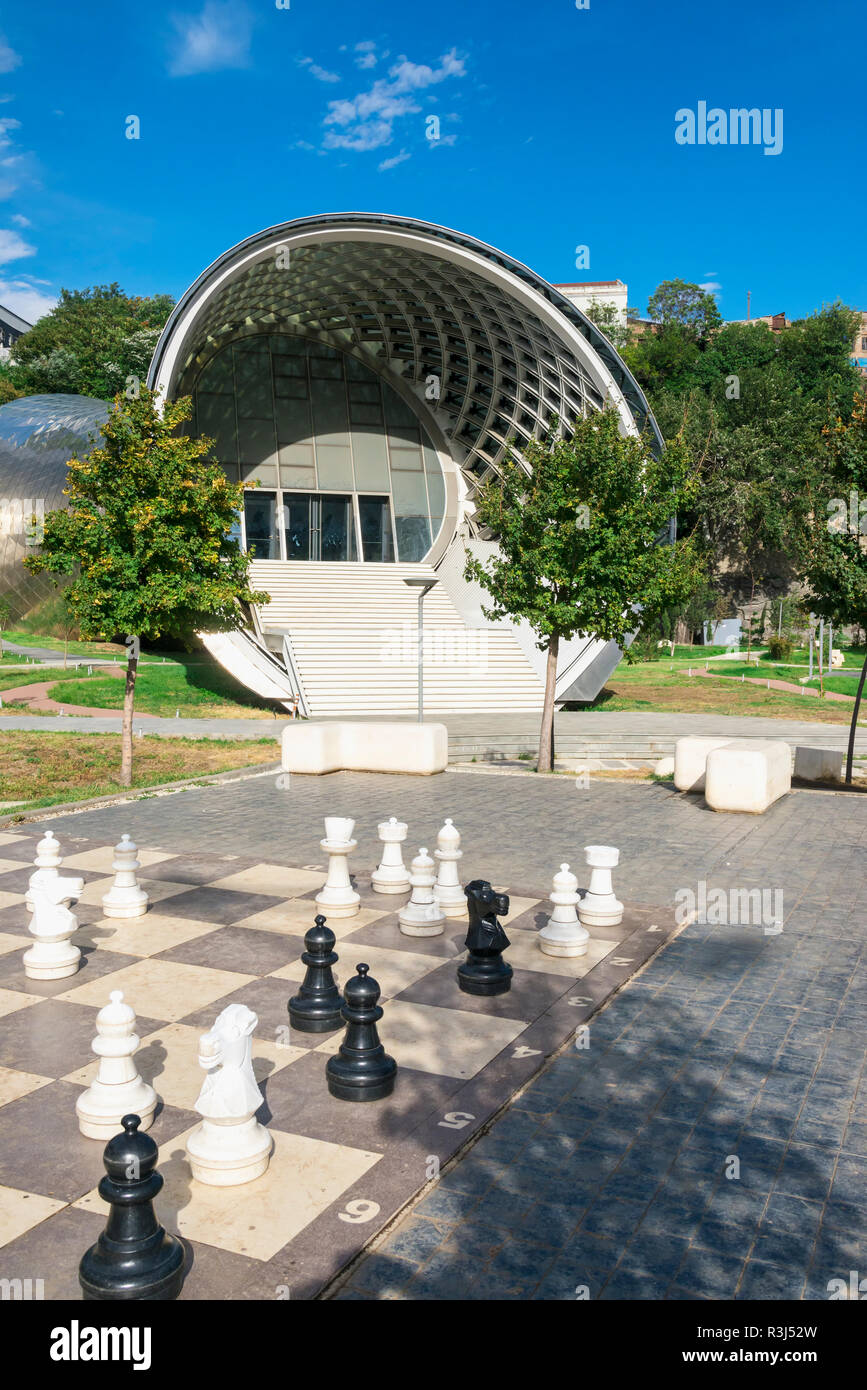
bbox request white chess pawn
[25,829,63,911]
[539,863,589,957]
[578,845,624,928]
[75,990,158,1139]
[433,818,467,918]
[101,834,149,919]
[186,1004,272,1186]
[371,818,411,894]
[398,848,446,936]
[24,873,85,979]
[315,817,360,918]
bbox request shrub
[766,633,794,661]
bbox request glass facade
[190,335,446,563]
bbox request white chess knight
[433,818,467,918]
[25,830,64,911]
[578,845,624,928]
[539,863,589,957]
[24,873,85,979]
[371,817,411,894]
[101,834,149,919]
[186,1003,272,1187]
[398,848,446,936]
[314,816,360,917]
[76,990,158,1139]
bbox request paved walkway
[29,770,867,1301]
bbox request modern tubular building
[2,214,662,717]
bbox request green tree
[646,279,722,341]
[582,299,634,353]
[0,595,11,633]
[799,394,867,780]
[23,389,268,785]
[12,285,174,400]
[465,410,703,771]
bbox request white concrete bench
[281,721,448,776]
[704,739,792,813]
[793,747,842,783]
[674,736,734,792]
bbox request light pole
[403,578,438,723]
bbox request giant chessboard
[0,826,676,1300]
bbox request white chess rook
[398,848,446,936]
[433,818,467,918]
[24,873,85,980]
[101,834,149,919]
[539,863,589,957]
[75,990,158,1139]
[578,845,624,928]
[315,816,360,917]
[371,817,411,894]
[26,829,63,911]
[186,1003,272,1186]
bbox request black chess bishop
[288,914,343,1033]
[79,1114,185,1301]
[326,964,397,1102]
[457,880,513,996]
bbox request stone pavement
[21,771,867,1301]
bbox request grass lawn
[0,664,103,695]
[593,660,864,724]
[0,731,280,811]
[1,629,127,658]
[0,655,278,718]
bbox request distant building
[554,280,629,327]
[0,303,32,359]
[851,310,867,375]
[726,311,788,331]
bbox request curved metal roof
[149,214,662,496]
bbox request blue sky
[0,0,864,326]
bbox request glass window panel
[389,446,423,472]
[382,386,418,428]
[279,440,314,469]
[316,444,353,490]
[238,416,277,465]
[274,374,309,398]
[274,397,312,445]
[346,354,378,380]
[233,346,271,388]
[358,495,394,562]
[424,445,445,523]
[310,377,349,440]
[350,402,383,426]
[196,391,237,463]
[272,354,307,377]
[352,431,390,490]
[271,335,307,355]
[348,382,380,403]
[282,494,312,559]
[280,463,316,489]
[198,353,234,394]
[243,491,279,559]
[392,471,429,514]
[395,516,431,562]
[241,462,277,486]
[319,494,356,561]
[309,356,343,379]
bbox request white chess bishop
[24,873,85,980]
[578,845,624,928]
[371,817,411,894]
[186,1003,272,1187]
[398,848,446,936]
[315,816,360,918]
[539,863,589,957]
[75,990,158,1139]
[25,830,64,911]
[433,818,467,918]
[101,834,149,919]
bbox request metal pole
[818,619,824,676]
[417,590,424,724]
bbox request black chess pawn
[79,1114,185,1301]
[326,964,397,1102]
[288,914,343,1033]
[457,880,513,996]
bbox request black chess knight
[457,880,513,996]
[79,1114,185,1301]
[288,915,343,1032]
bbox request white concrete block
[654,755,675,778]
[793,747,842,783]
[673,736,734,792]
[704,739,792,814]
[281,721,448,776]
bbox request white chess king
[539,863,589,957]
[101,834,149,919]
[186,1003,272,1186]
[24,873,85,980]
[75,990,158,1139]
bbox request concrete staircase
[250,560,546,717]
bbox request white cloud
[378,149,410,171]
[699,280,721,294]
[0,117,21,149]
[355,41,377,69]
[323,48,466,153]
[0,228,35,262]
[10,212,29,227]
[0,277,56,323]
[0,36,21,75]
[299,58,340,83]
[168,1,253,77]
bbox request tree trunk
[120,646,139,787]
[845,651,867,784]
[537,634,559,773]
